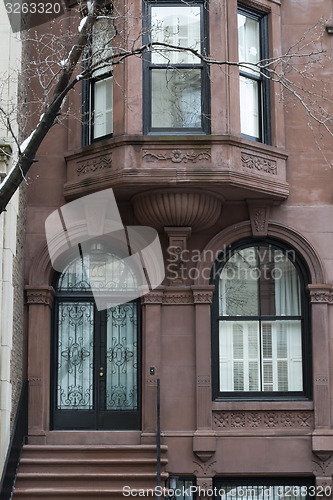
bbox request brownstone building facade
[10,0,333,498]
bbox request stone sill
[212,401,314,411]
[65,134,288,161]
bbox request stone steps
[13,444,168,499]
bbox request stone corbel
[312,430,333,461]
[312,451,333,497]
[193,433,216,462]
[247,200,272,237]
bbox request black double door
[52,299,140,430]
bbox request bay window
[211,240,311,400]
[238,5,271,144]
[143,1,209,134]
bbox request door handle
[99,367,104,377]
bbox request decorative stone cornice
[192,285,215,304]
[164,290,193,304]
[141,287,215,305]
[308,285,333,304]
[140,288,165,305]
[25,285,55,307]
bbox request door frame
[50,288,141,431]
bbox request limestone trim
[25,285,55,307]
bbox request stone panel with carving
[213,411,314,430]
[143,149,211,164]
[76,153,113,176]
[241,152,277,175]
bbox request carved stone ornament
[193,460,216,477]
[132,189,223,232]
[308,285,333,304]
[213,411,314,430]
[192,291,214,304]
[25,286,55,307]
[312,454,333,479]
[241,152,277,175]
[76,153,113,176]
[143,148,211,164]
[248,202,271,237]
[141,289,195,305]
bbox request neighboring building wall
[0,0,23,477]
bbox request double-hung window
[83,16,113,144]
[143,1,209,134]
[211,240,311,400]
[238,5,270,143]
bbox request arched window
[211,239,311,400]
[51,254,141,430]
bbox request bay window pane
[151,69,201,128]
[93,76,113,139]
[238,14,260,73]
[240,76,259,138]
[151,6,201,64]
[92,17,113,78]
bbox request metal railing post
[157,378,161,498]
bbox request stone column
[309,285,333,460]
[140,287,164,442]
[192,285,216,462]
[308,286,331,429]
[25,285,55,442]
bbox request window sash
[219,320,303,393]
[144,1,208,133]
[92,76,113,140]
[237,5,270,144]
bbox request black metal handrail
[156,378,161,499]
[0,380,28,500]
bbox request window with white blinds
[212,242,311,399]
